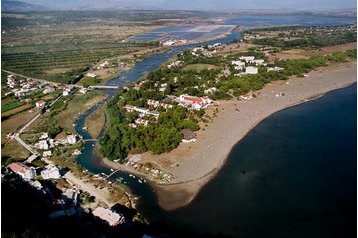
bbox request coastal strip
[102,60,357,211]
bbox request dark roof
[181,129,196,140]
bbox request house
[167,60,181,69]
[43,150,52,157]
[249,59,266,66]
[159,83,167,92]
[61,189,78,204]
[92,207,125,226]
[162,40,175,46]
[178,95,212,110]
[181,129,197,143]
[239,56,255,62]
[36,100,46,108]
[79,88,89,94]
[85,72,97,78]
[204,87,217,94]
[35,140,49,150]
[41,165,61,179]
[8,162,36,180]
[40,132,49,140]
[239,92,253,100]
[231,60,245,67]
[63,87,73,96]
[124,105,160,119]
[7,75,17,88]
[267,67,284,72]
[245,66,258,74]
[67,135,77,144]
[147,99,160,108]
[43,86,55,94]
[135,118,149,126]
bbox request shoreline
[102,60,357,211]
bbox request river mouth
[74,16,356,237]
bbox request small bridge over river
[107,170,120,179]
[89,85,119,90]
[83,139,97,142]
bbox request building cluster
[7,74,17,88]
[62,86,74,96]
[97,60,109,70]
[34,132,78,151]
[147,99,173,110]
[177,94,212,110]
[125,105,160,128]
[11,78,41,97]
[231,55,284,77]
[191,46,214,57]
[161,39,193,46]
[167,60,182,69]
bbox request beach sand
[103,60,357,211]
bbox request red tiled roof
[183,97,202,104]
[8,162,30,175]
[36,100,45,104]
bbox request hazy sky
[22,0,357,10]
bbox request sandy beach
[103,60,357,211]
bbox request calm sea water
[141,83,356,237]
[74,15,357,237]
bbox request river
[74,15,356,237]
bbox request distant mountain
[2,0,49,12]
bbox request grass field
[1,104,34,118]
[1,12,164,84]
[2,140,31,161]
[1,109,38,145]
[1,102,23,112]
[84,105,106,139]
[182,64,218,72]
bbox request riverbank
[104,60,356,211]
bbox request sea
[74,15,357,237]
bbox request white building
[41,165,61,179]
[178,95,212,110]
[63,91,69,96]
[135,118,149,126]
[204,87,217,94]
[43,87,55,94]
[67,135,77,144]
[43,150,52,157]
[231,60,245,67]
[167,60,181,69]
[7,75,17,88]
[85,72,97,78]
[35,140,49,150]
[8,162,36,180]
[124,105,160,119]
[239,56,255,62]
[36,100,46,108]
[267,67,284,72]
[92,207,125,226]
[40,132,49,140]
[245,66,258,74]
[249,59,266,66]
[79,88,89,94]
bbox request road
[2,69,82,88]
[11,94,63,157]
